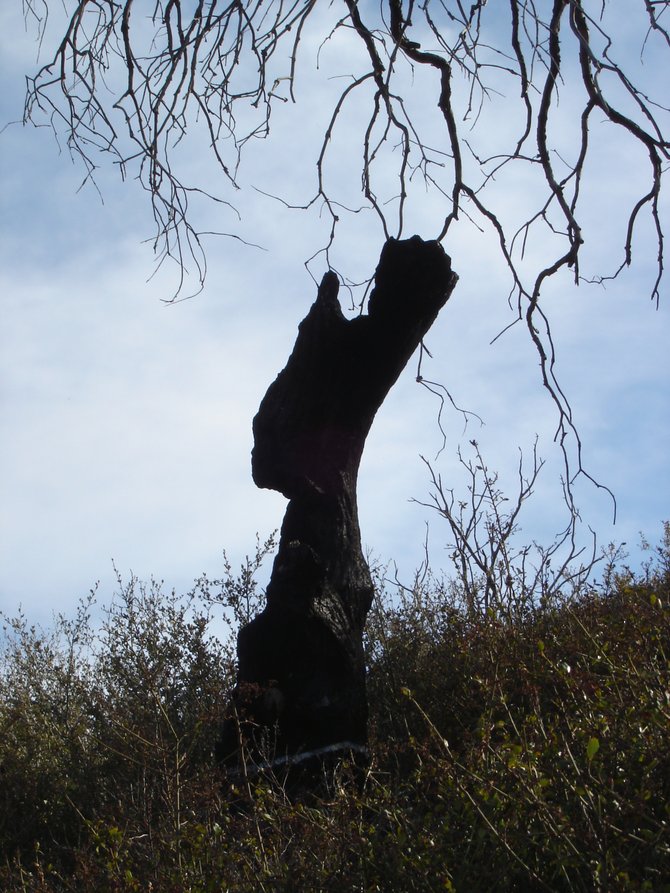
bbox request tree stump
[218,236,457,779]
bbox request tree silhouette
[20,0,669,776]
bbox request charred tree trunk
[218,236,457,777]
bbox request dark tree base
[218,236,457,778]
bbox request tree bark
[218,236,457,776]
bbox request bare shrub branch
[413,439,600,617]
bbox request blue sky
[1,3,669,624]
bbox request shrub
[1,527,668,891]
[0,564,239,887]
[364,523,670,891]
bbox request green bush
[0,569,235,887]
[1,527,668,891]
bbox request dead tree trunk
[218,236,457,777]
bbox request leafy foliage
[1,526,669,891]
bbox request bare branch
[20,0,669,490]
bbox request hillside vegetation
[1,526,668,892]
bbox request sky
[1,2,669,626]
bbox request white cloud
[1,4,668,623]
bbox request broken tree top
[219,236,457,770]
[252,236,458,501]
